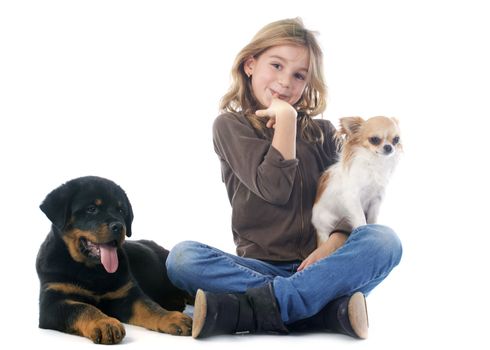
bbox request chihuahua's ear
[339,117,364,136]
[391,117,400,126]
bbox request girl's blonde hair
[220,17,326,143]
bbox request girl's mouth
[270,89,289,101]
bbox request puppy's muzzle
[109,222,124,236]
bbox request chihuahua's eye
[369,136,382,145]
[393,136,400,145]
[86,205,98,214]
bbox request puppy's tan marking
[62,229,98,264]
[46,281,133,303]
[129,299,192,336]
[46,283,95,299]
[67,300,125,344]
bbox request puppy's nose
[109,222,123,235]
[383,144,393,154]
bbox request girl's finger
[255,109,269,117]
[297,258,309,272]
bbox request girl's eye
[369,136,382,145]
[271,63,281,70]
[295,73,305,81]
[86,205,98,214]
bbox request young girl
[166,18,402,339]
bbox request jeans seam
[353,270,390,295]
[209,250,273,284]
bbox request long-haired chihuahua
[312,116,402,244]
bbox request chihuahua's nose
[383,144,393,154]
[109,222,123,235]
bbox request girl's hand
[297,232,348,272]
[297,246,328,272]
[255,97,297,128]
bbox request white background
[1,0,489,348]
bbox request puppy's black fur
[36,176,192,344]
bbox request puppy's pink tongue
[100,244,118,273]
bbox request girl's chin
[256,96,271,108]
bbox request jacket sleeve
[319,119,339,160]
[213,113,299,205]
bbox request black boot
[192,283,289,338]
[287,292,369,339]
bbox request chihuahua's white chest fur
[312,116,401,244]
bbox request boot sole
[192,289,207,339]
[348,292,369,339]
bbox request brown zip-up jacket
[213,112,338,261]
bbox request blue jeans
[166,224,402,324]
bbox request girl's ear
[243,56,256,77]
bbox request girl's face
[244,45,309,109]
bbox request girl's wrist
[275,108,297,123]
[329,232,348,249]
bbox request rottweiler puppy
[36,176,192,344]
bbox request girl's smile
[269,88,290,101]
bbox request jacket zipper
[296,163,305,257]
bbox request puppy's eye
[118,208,125,215]
[393,136,400,145]
[86,205,98,214]
[369,136,381,145]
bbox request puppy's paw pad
[88,317,126,344]
[159,312,192,336]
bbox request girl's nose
[278,74,290,88]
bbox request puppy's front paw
[158,311,192,336]
[86,317,126,344]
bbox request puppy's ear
[124,194,134,237]
[40,182,74,231]
[339,117,364,136]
